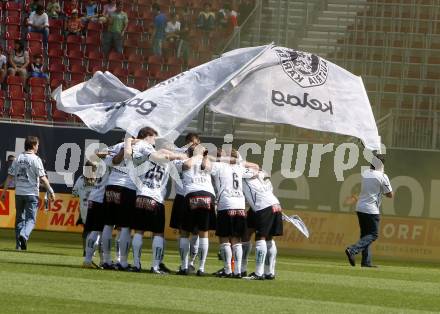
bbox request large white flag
[209,45,381,150]
[54,45,269,140]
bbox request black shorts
[84,201,105,232]
[181,191,216,233]
[246,208,256,229]
[132,196,165,233]
[169,194,186,230]
[215,209,247,238]
[254,205,284,238]
[103,185,136,227]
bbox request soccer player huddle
[75,128,283,280]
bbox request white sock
[255,240,267,276]
[232,243,243,275]
[152,235,164,270]
[132,233,143,269]
[118,228,131,268]
[189,235,199,265]
[220,243,232,274]
[265,240,277,275]
[198,237,209,272]
[179,237,190,270]
[115,232,121,263]
[241,241,252,273]
[96,233,103,265]
[84,231,99,263]
[101,225,113,264]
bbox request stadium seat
[67,50,84,64]
[85,35,101,53]
[108,51,124,70]
[31,100,48,121]
[49,18,64,34]
[69,64,87,81]
[52,108,70,122]
[5,1,22,13]
[48,34,64,49]
[6,75,23,86]
[5,16,21,33]
[147,55,163,74]
[112,67,129,84]
[48,46,64,65]
[28,41,44,55]
[131,78,150,91]
[9,99,27,120]
[49,63,67,81]
[5,30,21,41]
[50,78,66,91]
[127,54,145,75]
[132,68,150,79]
[86,21,102,37]
[27,32,43,43]
[166,56,183,73]
[29,77,47,100]
[66,34,83,52]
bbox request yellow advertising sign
[2,190,440,261]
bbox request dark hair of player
[137,127,158,139]
[25,136,39,151]
[370,154,386,170]
[185,133,200,144]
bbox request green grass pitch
[1,229,440,313]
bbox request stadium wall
[0,121,439,261]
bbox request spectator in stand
[81,0,99,25]
[29,53,49,83]
[197,3,215,46]
[66,9,84,36]
[165,13,181,44]
[218,4,238,29]
[46,0,62,19]
[0,46,7,86]
[29,0,42,13]
[7,40,30,85]
[102,2,127,57]
[177,23,190,67]
[239,0,253,25]
[27,5,50,47]
[64,0,79,18]
[101,0,117,22]
[152,3,167,56]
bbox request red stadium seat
[29,77,47,100]
[66,34,83,51]
[69,64,87,81]
[48,34,64,47]
[132,78,150,91]
[48,46,64,65]
[108,51,124,70]
[147,55,163,74]
[9,99,27,120]
[86,21,102,37]
[27,32,43,43]
[52,108,70,122]
[133,68,150,79]
[28,41,43,55]
[127,54,145,75]
[49,18,64,34]
[49,63,66,81]
[6,75,23,86]
[31,100,48,121]
[5,2,22,12]
[50,78,66,91]
[5,30,21,41]
[67,50,84,64]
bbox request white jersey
[72,175,95,222]
[88,154,114,203]
[243,175,280,211]
[356,169,393,215]
[211,162,255,211]
[107,142,137,190]
[8,152,45,196]
[137,161,171,204]
[182,158,215,196]
[132,140,169,204]
[174,147,188,196]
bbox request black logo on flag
[274,48,329,88]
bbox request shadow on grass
[0,259,82,269]
[0,248,69,256]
